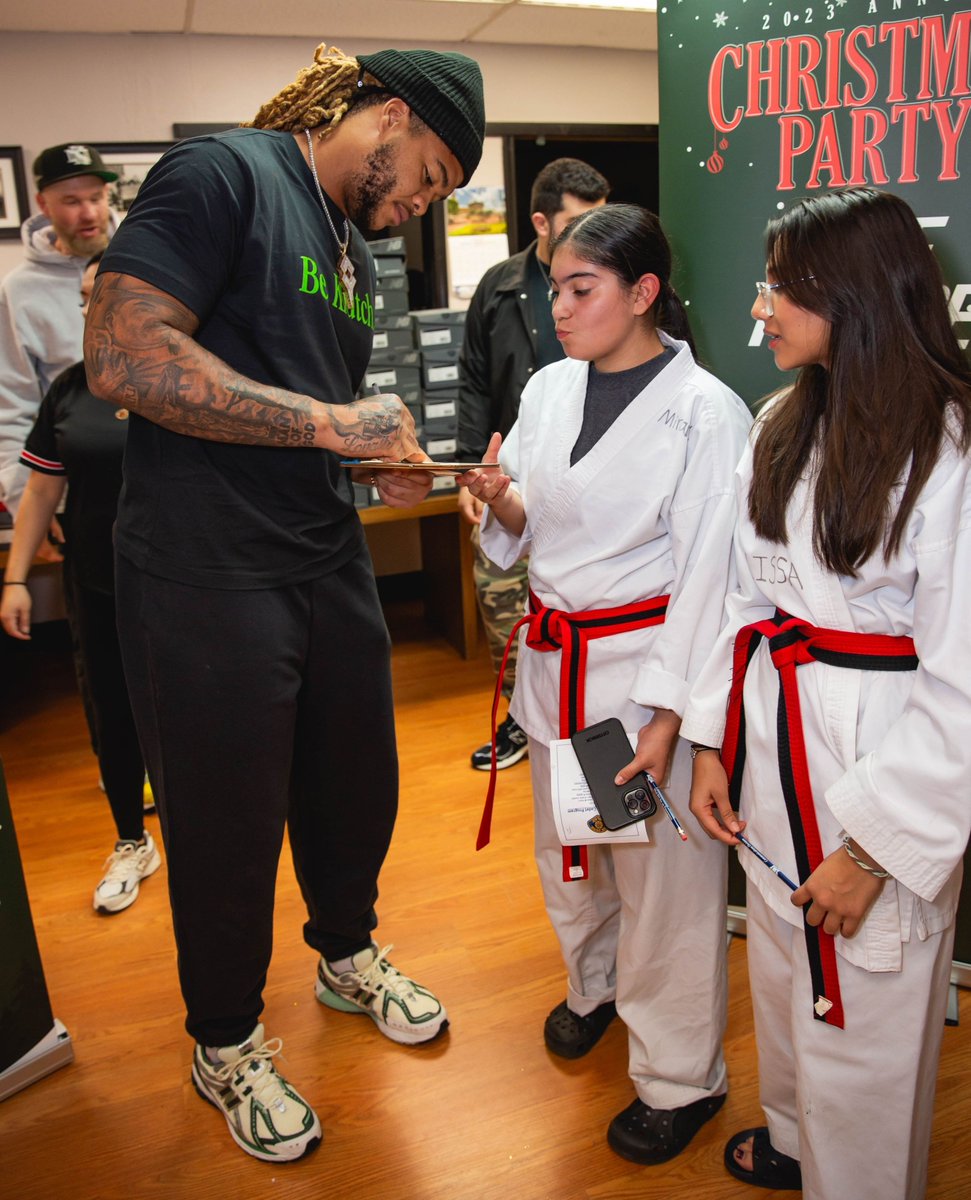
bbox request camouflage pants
[471,523,529,699]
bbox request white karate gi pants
[529,737,728,1109]
[746,885,955,1200]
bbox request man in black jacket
[457,158,609,769]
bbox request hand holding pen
[735,834,798,891]
[645,769,794,891]
[687,748,797,887]
[643,773,688,842]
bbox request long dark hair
[750,187,971,575]
[550,203,696,356]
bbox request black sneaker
[470,716,529,771]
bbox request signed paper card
[549,738,649,846]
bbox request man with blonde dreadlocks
[83,43,484,1164]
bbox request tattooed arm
[83,272,423,458]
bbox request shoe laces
[214,1037,290,1110]
[354,944,415,997]
[101,842,146,881]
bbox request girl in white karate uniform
[684,187,971,1200]
[461,204,752,1164]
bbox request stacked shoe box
[411,308,467,496]
[359,236,420,507]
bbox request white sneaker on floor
[93,832,161,914]
[315,942,449,1045]
[191,1024,322,1163]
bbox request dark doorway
[494,124,659,255]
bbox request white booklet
[549,737,650,846]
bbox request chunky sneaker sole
[191,1024,321,1163]
[470,716,530,771]
[93,833,162,914]
[315,943,449,1046]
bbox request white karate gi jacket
[480,334,752,744]
[682,419,971,973]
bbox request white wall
[0,31,658,279]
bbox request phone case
[570,718,657,830]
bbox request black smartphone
[570,718,657,831]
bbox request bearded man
[0,143,117,518]
[84,44,484,1163]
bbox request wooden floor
[1,599,970,1200]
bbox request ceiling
[0,0,658,52]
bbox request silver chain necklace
[304,129,356,305]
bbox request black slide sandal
[725,1126,802,1189]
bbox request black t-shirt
[99,128,378,588]
[21,361,128,595]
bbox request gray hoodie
[0,209,119,515]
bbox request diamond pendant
[337,250,356,306]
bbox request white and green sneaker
[315,943,449,1045]
[93,832,161,914]
[191,1024,321,1162]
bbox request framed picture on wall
[94,142,173,214]
[0,147,29,240]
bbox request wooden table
[360,492,479,659]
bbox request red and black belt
[476,588,669,881]
[721,610,918,1029]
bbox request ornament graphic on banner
[706,135,729,174]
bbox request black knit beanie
[356,48,485,185]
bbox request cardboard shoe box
[374,254,407,279]
[421,345,462,391]
[368,235,406,256]
[364,364,421,405]
[421,395,458,437]
[412,307,467,350]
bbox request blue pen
[736,834,798,891]
[643,773,688,842]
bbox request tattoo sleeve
[83,272,408,455]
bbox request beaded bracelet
[842,835,891,878]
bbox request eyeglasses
[754,276,815,317]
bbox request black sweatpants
[67,574,146,842]
[115,548,399,1047]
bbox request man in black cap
[84,44,485,1163]
[0,143,117,520]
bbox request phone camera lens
[624,787,648,815]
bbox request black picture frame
[93,142,174,213]
[0,147,30,240]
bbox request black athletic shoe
[470,716,529,771]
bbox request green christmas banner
[658,0,971,406]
